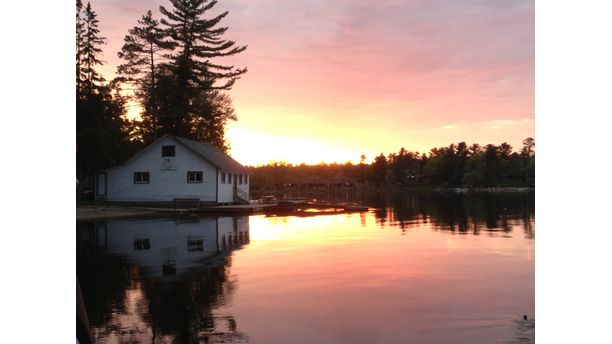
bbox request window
[245,175,249,184]
[134,172,150,184]
[187,236,203,252]
[228,173,232,184]
[162,145,175,157]
[239,175,243,184]
[187,171,203,183]
[133,239,150,251]
[221,172,226,184]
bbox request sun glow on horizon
[225,115,534,167]
[226,126,372,166]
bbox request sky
[93,0,534,166]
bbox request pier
[77,200,369,221]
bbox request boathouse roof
[172,135,248,173]
[117,134,248,173]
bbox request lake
[77,191,534,343]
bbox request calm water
[77,191,534,343]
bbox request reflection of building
[95,135,250,204]
[77,215,251,343]
[78,216,250,280]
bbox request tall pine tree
[117,10,174,144]
[77,1,133,196]
[156,0,247,150]
[78,2,106,98]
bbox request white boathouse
[95,135,250,204]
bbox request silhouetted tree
[117,10,175,144]
[371,153,388,186]
[521,138,535,185]
[498,142,513,159]
[76,1,134,197]
[521,137,535,158]
[469,143,482,156]
[189,90,237,151]
[150,0,247,150]
[76,0,85,93]
[77,1,106,98]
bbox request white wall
[238,174,250,201]
[105,136,217,202]
[217,171,233,203]
[216,171,250,203]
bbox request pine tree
[189,91,237,151]
[78,2,106,98]
[156,0,247,149]
[159,0,247,90]
[76,0,85,93]
[117,10,174,144]
[76,1,134,196]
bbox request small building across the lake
[95,134,250,204]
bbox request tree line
[76,0,246,193]
[249,138,535,190]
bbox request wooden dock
[77,201,369,221]
[198,203,276,213]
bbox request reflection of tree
[77,252,134,326]
[364,191,535,237]
[77,222,135,327]
[141,256,247,343]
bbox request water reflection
[77,216,250,343]
[78,192,534,344]
[369,191,535,239]
[266,190,535,238]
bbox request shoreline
[251,186,535,194]
[76,205,181,222]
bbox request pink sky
[93,0,534,165]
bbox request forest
[249,138,535,190]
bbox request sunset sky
[94,0,534,166]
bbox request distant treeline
[249,138,535,190]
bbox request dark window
[133,239,150,251]
[187,237,204,252]
[239,175,243,184]
[228,173,232,184]
[162,145,175,157]
[245,175,249,184]
[233,174,237,185]
[134,172,150,184]
[187,171,203,183]
[221,172,226,184]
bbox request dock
[77,201,369,222]
[198,203,277,213]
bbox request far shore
[250,186,535,194]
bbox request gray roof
[172,135,248,173]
